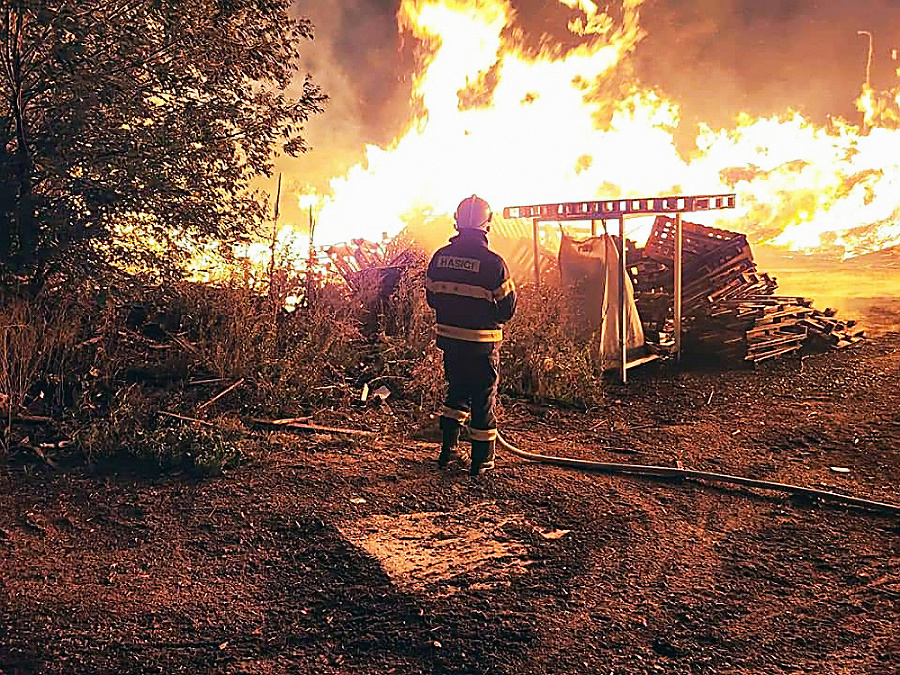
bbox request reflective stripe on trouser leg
[468,427,498,442]
[440,406,470,423]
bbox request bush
[120,274,365,409]
[501,283,605,407]
[378,261,606,417]
[367,260,607,415]
[74,384,244,475]
[2,252,608,471]
[256,282,363,408]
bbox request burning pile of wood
[324,240,405,288]
[320,239,419,293]
[629,216,865,363]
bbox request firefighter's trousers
[439,342,499,441]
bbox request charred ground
[2,329,898,674]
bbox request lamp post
[857,31,874,133]
[857,30,873,88]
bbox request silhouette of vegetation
[0,0,325,289]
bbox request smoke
[507,0,900,126]
[276,1,412,228]
[632,0,900,135]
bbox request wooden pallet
[630,220,866,363]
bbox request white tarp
[559,234,645,370]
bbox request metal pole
[532,217,541,289]
[675,212,683,364]
[858,30,874,133]
[858,30,873,88]
[619,215,627,383]
[591,219,597,237]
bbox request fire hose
[492,431,900,516]
[247,418,899,516]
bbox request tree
[0,0,326,288]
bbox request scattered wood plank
[159,411,216,427]
[169,333,202,357]
[12,415,53,424]
[17,444,59,468]
[197,378,245,412]
[749,343,803,363]
[248,419,377,437]
[260,416,314,425]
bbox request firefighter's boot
[438,418,468,469]
[470,440,496,477]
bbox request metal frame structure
[502,194,737,382]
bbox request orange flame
[308,0,900,259]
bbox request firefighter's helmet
[454,195,492,231]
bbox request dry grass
[502,284,605,407]
[0,297,79,439]
[391,262,606,416]
[2,253,605,469]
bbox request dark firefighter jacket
[426,229,517,353]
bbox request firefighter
[426,195,517,476]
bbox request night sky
[281,0,900,214]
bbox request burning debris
[304,199,869,373]
[315,206,865,369]
[323,239,418,292]
[630,216,866,363]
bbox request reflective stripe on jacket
[426,229,516,347]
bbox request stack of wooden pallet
[631,216,865,363]
[688,295,815,362]
[801,308,865,349]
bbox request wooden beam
[248,419,376,437]
[197,378,245,412]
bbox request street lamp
[857,31,874,133]
[857,30,873,88]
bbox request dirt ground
[2,321,899,672]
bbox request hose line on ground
[493,431,900,516]
[246,417,898,516]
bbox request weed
[73,384,244,474]
[501,284,605,407]
[3,248,607,470]
[0,297,79,438]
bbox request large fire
[301,0,900,259]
